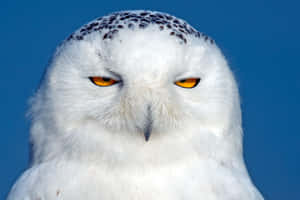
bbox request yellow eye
[89,77,119,87]
[175,78,200,88]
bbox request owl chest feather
[8,159,262,200]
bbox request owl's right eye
[174,78,200,88]
[89,77,120,87]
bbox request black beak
[144,127,151,142]
[144,105,153,142]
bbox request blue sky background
[1,0,299,199]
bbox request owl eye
[89,77,119,87]
[174,78,200,88]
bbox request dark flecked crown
[67,11,214,44]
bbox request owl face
[36,27,238,143]
[29,12,242,164]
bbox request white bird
[7,10,264,200]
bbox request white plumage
[7,10,264,200]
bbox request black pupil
[102,77,111,82]
[180,79,186,83]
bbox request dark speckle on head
[141,18,150,23]
[139,23,148,29]
[128,23,134,28]
[112,29,118,34]
[68,10,214,44]
[76,35,83,40]
[157,14,164,19]
[103,33,108,40]
[140,12,148,16]
[173,19,180,24]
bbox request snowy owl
[7,10,264,200]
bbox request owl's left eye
[89,77,119,87]
[174,78,200,88]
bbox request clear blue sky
[1,0,299,199]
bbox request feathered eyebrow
[104,68,122,80]
[173,69,193,80]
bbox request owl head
[29,11,242,166]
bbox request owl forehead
[61,28,215,80]
[67,10,214,45]
[110,31,184,67]
[102,32,208,79]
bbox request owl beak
[144,105,153,142]
[144,126,151,142]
